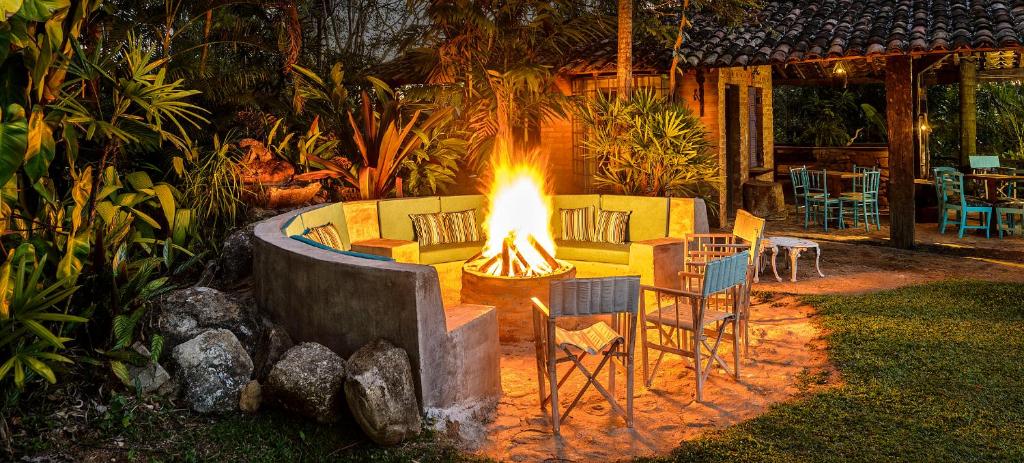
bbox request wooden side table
[350,238,420,263]
[629,237,685,289]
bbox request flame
[478,156,558,276]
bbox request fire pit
[459,157,576,341]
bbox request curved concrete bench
[253,207,502,412]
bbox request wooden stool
[350,238,420,263]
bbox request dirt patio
[433,233,1024,461]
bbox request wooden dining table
[824,171,861,195]
[963,172,1024,202]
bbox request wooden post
[959,56,977,168]
[886,56,916,249]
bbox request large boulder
[344,339,421,445]
[253,321,294,380]
[156,287,256,351]
[266,343,347,423]
[218,224,256,286]
[172,329,254,414]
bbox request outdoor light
[832,62,847,76]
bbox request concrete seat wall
[253,206,500,411]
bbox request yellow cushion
[600,195,669,242]
[419,241,484,265]
[378,197,441,240]
[555,240,630,265]
[440,195,486,237]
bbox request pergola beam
[886,55,916,249]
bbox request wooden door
[725,85,743,219]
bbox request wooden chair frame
[682,210,765,355]
[531,277,639,435]
[639,252,749,402]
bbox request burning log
[529,235,560,270]
[500,236,512,276]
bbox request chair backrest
[700,252,750,297]
[937,171,967,206]
[548,276,640,317]
[806,169,828,195]
[969,155,1000,171]
[862,170,881,196]
[789,166,808,197]
[732,210,766,265]
[853,165,878,174]
[933,167,958,203]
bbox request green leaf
[151,183,176,227]
[1,0,24,20]
[124,171,154,191]
[110,360,130,385]
[0,103,28,187]
[23,355,55,383]
[150,335,163,362]
[13,0,68,21]
[21,319,64,348]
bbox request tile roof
[567,0,1024,73]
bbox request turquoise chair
[789,166,811,227]
[805,169,844,230]
[937,171,993,238]
[995,180,1024,238]
[841,170,881,231]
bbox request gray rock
[253,322,294,380]
[127,342,171,394]
[218,224,256,285]
[344,339,421,445]
[267,343,347,423]
[172,329,254,414]
[239,380,262,413]
[156,287,256,351]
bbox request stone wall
[774,145,890,206]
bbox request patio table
[824,171,861,195]
[962,173,1024,234]
[763,236,825,282]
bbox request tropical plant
[574,89,716,197]
[178,135,245,241]
[0,244,85,389]
[400,0,609,163]
[989,83,1024,161]
[294,77,457,199]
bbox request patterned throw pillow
[444,209,481,243]
[592,210,630,244]
[559,207,593,241]
[303,224,345,250]
[410,212,451,247]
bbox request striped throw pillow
[559,207,593,241]
[444,209,481,243]
[592,210,630,244]
[410,212,451,247]
[303,224,345,250]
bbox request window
[571,75,670,191]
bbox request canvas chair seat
[996,198,1024,207]
[949,194,994,207]
[555,322,622,355]
[645,305,734,331]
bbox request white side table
[764,236,825,282]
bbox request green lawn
[645,280,1024,462]
[17,280,1024,462]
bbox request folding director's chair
[531,276,640,434]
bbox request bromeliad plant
[573,88,717,197]
[0,244,84,389]
[292,72,458,199]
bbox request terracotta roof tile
[566,0,1024,72]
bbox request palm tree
[616,0,633,100]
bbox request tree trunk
[959,56,977,169]
[886,56,916,249]
[667,0,690,100]
[616,0,633,99]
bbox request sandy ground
[433,228,1024,461]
